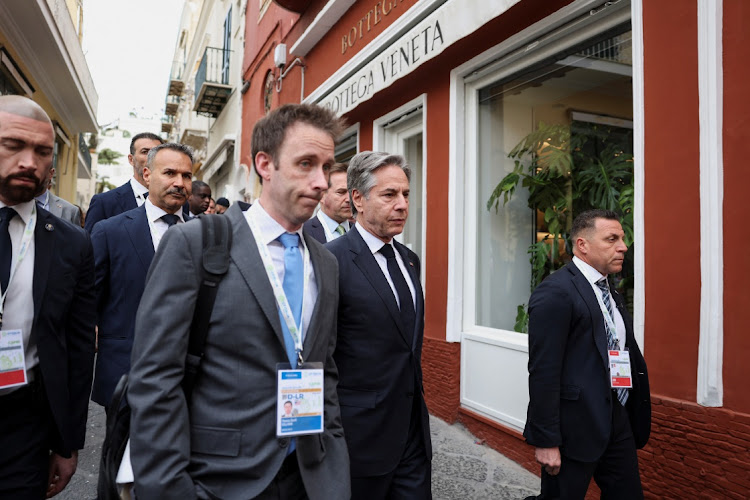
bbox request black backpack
[97,214,233,500]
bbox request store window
[471,25,634,333]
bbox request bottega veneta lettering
[342,0,407,55]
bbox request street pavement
[60,402,540,499]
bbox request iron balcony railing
[195,46,231,90]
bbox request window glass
[474,27,633,331]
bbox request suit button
[605,397,611,404]
[278,438,289,448]
[406,392,414,397]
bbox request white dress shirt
[0,200,38,394]
[245,201,317,341]
[572,256,626,348]
[317,210,349,242]
[355,223,416,309]
[144,198,185,251]
[130,177,149,207]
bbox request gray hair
[146,142,194,168]
[347,151,410,217]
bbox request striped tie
[596,278,628,406]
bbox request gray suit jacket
[128,204,350,500]
[47,192,82,227]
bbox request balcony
[194,47,232,118]
[165,95,180,116]
[168,59,185,96]
[161,115,174,134]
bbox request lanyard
[248,215,311,363]
[0,204,36,328]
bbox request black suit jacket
[523,262,651,463]
[84,181,137,233]
[326,228,432,476]
[33,208,96,455]
[90,205,154,406]
[303,215,326,244]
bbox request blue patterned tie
[596,278,628,406]
[278,233,303,369]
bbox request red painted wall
[642,0,701,401]
[722,0,750,415]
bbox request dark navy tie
[379,244,415,341]
[0,207,18,294]
[161,214,180,227]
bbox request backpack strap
[182,214,232,400]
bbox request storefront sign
[341,0,408,55]
[317,0,520,115]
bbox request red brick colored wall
[422,337,460,422]
[639,396,750,499]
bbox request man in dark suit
[84,132,163,232]
[129,104,350,500]
[90,143,192,408]
[186,179,211,218]
[304,162,351,243]
[34,167,82,226]
[326,151,432,499]
[524,209,651,499]
[0,95,96,498]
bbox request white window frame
[373,94,428,286]
[446,0,641,343]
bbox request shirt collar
[35,190,50,208]
[130,177,149,198]
[317,209,346,232]
[144,198,185,224]
[0,199,35,226]
[355,222,392,255]
[572,255,606,286]
[248,200,303,244]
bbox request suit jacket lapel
[395,242,423,352]
[225,205,286,349]
[118,183,137,214]
[32,209,54,321]
[302,233,328,354]
[349,229,411,347]
[124,206,154,273]
[568,263,609,370]
[48,194,63,218]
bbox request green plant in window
[488,121,634,332]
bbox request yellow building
[0,0,98,209]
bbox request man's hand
[535,446,561,476]
[46,451,77,498]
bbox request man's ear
[142,167,151,188]
[128,154,135,167]
[351,189,364,215]
[254,152,273,182]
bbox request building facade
[242,0,750,497]
[163,0,250,202]
[0,0,98,208]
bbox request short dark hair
[251,103,345,171]
[571,209,620,240]
[191,180,210,192]
[216,197,230,207]
[130,132,164,155]
[328,162,348,188]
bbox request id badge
[0,329,27,389]
[276,362,324,437]
[608,349,633,389]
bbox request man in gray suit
[129,103,350,500]
[34,167,82,226]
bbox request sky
[82,0,185,126]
